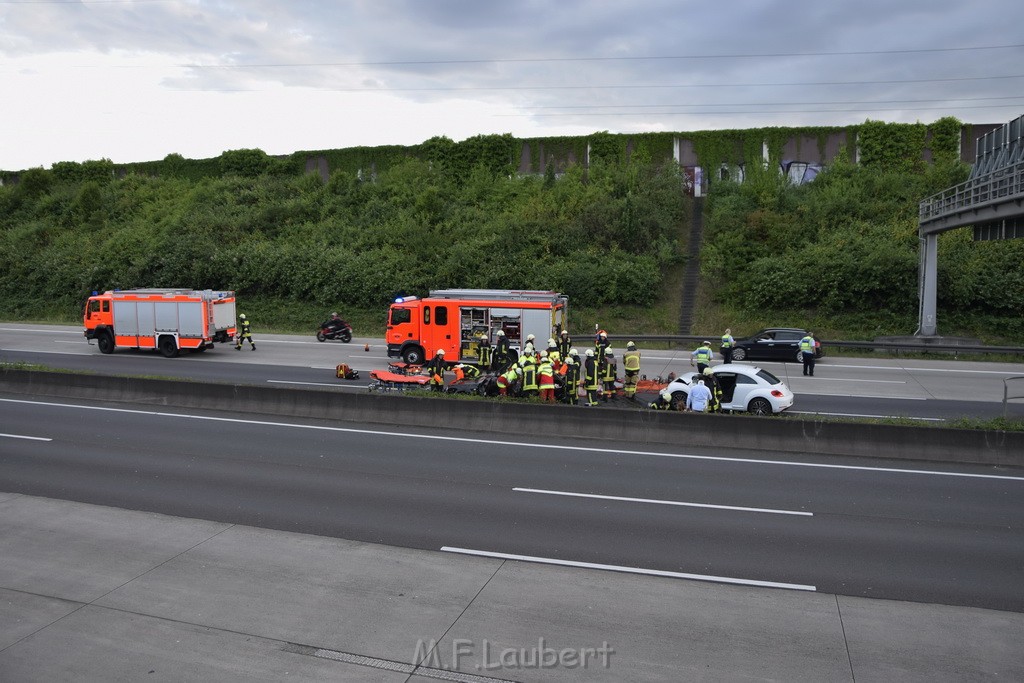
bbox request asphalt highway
[1,394,1022,613]
[2,323,1023,421]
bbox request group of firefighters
[420,329,644,407]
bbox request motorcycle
[316,318,353,343]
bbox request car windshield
[756,369,782,385]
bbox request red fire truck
[386,289,569,365]
[83,289,237,357]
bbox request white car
[665,364,794,415]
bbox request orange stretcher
[368,369,431,392]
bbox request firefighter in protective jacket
[424,349,447,391]
[235,314,256,350]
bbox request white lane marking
[267,380,371,389]
[0,328,81,334]
[791,377,905,384]
[810,363,1023,376]
[796,393,927,400]
[789,411,944,422]
[0,433,52,441]
[0,349,86,356]
[513,487,812,516]
[441,546,816,591]
[2,398,1022,482]
[54,340,85,344]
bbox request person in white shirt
[686,379,713,412]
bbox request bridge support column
[919,233,938,336]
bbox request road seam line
[512,487,813,516]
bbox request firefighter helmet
[540,350,548,358]
[661,391,672,401]
[570,348,579,356]
[496,330,505,336]
[564,356,575,365]
[626,341,636,349]
[547,338,555,347]
[239,314,246,320]
[585,349,594,357]
[703,367,713,376]
[526,334,535,341]
[605,348,613,356]
[436,349,445,356]
[598,330,607,337]
[560,330,569,336]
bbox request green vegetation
[2,118,1021,343]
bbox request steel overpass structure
[917,115,1024,336]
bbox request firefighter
[562,356,580,405]
[568,347,582,369]
[520,351,538,397]
[538,352,556,402]
[493,329,510,372]
[523,334,537,360]
[546,338,560,365]
[702,367,723,413]
[424,349,447,391]
[235,313,256,351]
[690,341,713,374]
[476,332,492,370]
[557,330,572,359]
[584,349,600,406]
[496,366,521,396]
[595,329,610,356]
[454,363,481,381]
[600,347,617,402]
[651,389,675,411]
[622,341,641,400]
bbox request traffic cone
[364,344,370,352]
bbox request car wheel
[97,332,115,354]
[671,390,687,411]
[402,346,424,365]
[796,350,804,363]
[731,348,746,361]
[748,397,772,415]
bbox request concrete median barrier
[2,368,1021,467]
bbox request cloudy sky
[2,0,1022,170]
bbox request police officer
[424,349,447,391]
[622,341,641,400]
[583,349,600,406]
[690,340,713,374]
[800,331,817,376]
[235,314,256,350]
[720,328,735,364]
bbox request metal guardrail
[621,334,1024,356]
[919,158,1024,224]
[1005,376,1024,418]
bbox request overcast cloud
[1,0,1022,170]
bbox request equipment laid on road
[335,363,360,380]
[386,289,569,365]
[368,369,430,392]
[83,289,236,358]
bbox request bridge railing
[919,159,1024,224]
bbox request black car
[729,328,823,363]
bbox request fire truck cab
[84,288,237,357]
[386,289,569,365]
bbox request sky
[1,0,1023,171]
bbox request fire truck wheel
[97,332,115,354]
[158,336,179,358]
[402,346,424,364]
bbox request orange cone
[364,344,370,351]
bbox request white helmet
[437,349,445,356]
[497,330,505,336]
[570,348,579,356]
[585,349,594,357]
[564,357,575,365]
[455,363,464,369]
[540,350,548,358]
[547,338,556,346]
[661,391,672,401]
[626,341,636,349]
[605,348,613,356]
[526,334,535,341]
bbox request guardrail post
[919,233,939,336]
